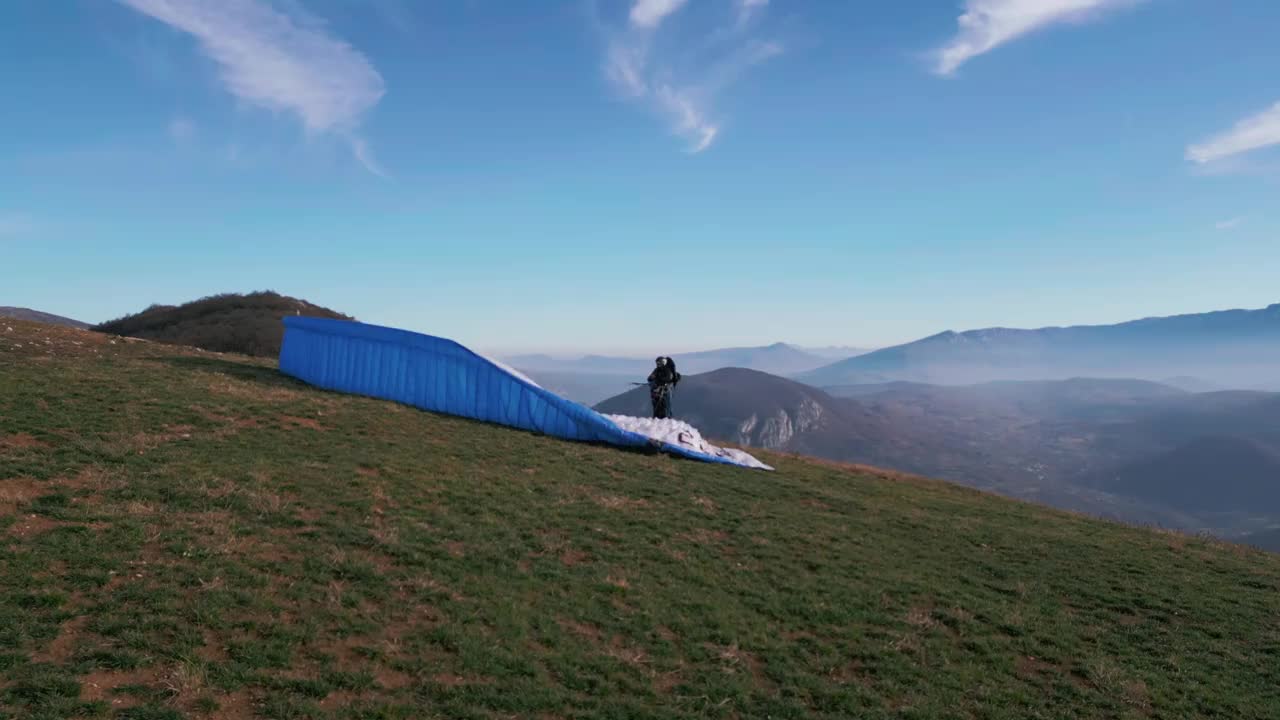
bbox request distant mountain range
[795,345,875,360]
[0,307,89,329]
[595,369,1280,541]
[507,342,866,394]
[515,370,639,406]
[798,302,1280,390]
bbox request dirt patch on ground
[829,660,873,687]
[559,549,589,566]
[197,690,254,720]
[375,667,414,690]
[58,465,122,495]
[592,494,650,511]
[1123,679,1152,714]
[1016,655,1088,690]
[317,690,360,710]
[559,618,602,642]
[106,426,194,455]
[652,668,683,694]
[0,477,45,511]
[679,528,729,546]
[691,496,718,512]
[356,466,381,477]
[905,606,939,630]
[1015,655,1056,679]
[191,405,263,438]
[80,667,161,707]
[6,513,75,539]
[196,629,230,663]
[432,673,483,687]
[1,433,49,450]
[394,574,464,603]
[280,414,326,431]
[603,635,649,666]
[32,613,90,663]
[708,642,773,690]
[204,374,304,403]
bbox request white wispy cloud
[603,0,779,153]
[736,0,768,25]
[629,0,689,29]
[350,137,389,178]
[1215,216,1246,231]
[932,0,1145,76]
[654,85,718,153]
[1186,101,1280,165]
[116,0,388,175]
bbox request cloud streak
[629,0,688,29]
[1215,217,1245,231]
[604,0,779,153]
[737,0,768,25]
[116,0,388,175]
[932,0,1144,76]
[1186,101,1280,165]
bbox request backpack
[665,357,680,385]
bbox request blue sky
[3,0,1279,355]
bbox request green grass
[2,319,1279,719]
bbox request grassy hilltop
[1,318,1278,719]
[92,292,352,358]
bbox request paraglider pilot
[648,356,680,419]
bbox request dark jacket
[648,364,680,389]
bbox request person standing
[647,356,680,419]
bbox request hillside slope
[594,368,874,451]
[0,306,88,329]
[93,290,352,357]
[2,319,1279,718]
[1083,436,1280,514]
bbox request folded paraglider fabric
[278,316,771,470]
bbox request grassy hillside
[0,307,89,330]
[92,291,352,358]
[2,319,1279,719]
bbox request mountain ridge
[508,341,848,378]
[0,306,89,329]
[800,302,1280,388]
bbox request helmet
[655,356,667,366]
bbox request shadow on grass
[157,355,304,390]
